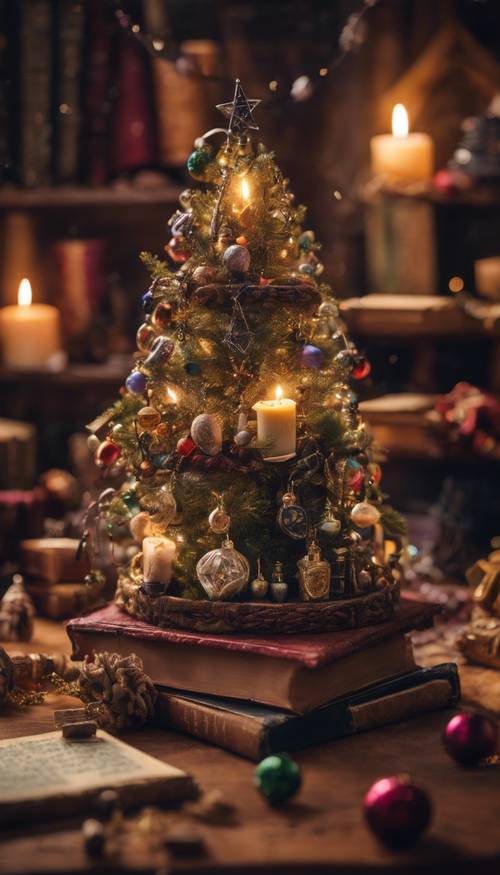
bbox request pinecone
[0,576,35,642]
[78,652,157,732]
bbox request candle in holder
[0,279,62,369]
[142,536,176,594]
[253,385,296,460]
[370,104,434,183]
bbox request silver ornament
[271,582,288,602]
[191,413,222,456]
[235,429,251,447]
[150,485,177,528]
[196,538,250,601]
[223,244,250,274]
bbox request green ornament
[121,489,140,515]
[187,148,211,179]
[254,754,301,805]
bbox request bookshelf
[0,184,182,210]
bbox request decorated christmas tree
[87,81,405,633]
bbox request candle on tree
[0,279,62,369]
[370,104,434,183]
[253,385,296,460]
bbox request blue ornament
[298,262,315,276]
[300,344,324,369]
[125,370,147,395]
[298,230,315,252]
[184,361,201,376]
[142,290,154,314]
[152,454,170,469]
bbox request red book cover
[110,31,155,174]
[67,599,439,670]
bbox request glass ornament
[277,491,308,540]
[334,349,354,372]
[137,406,161,430]
[144,336,175,370]
[318,300,339,320]
[136,323,157,353]
[255,754,301,805]
[176,436,196,456]
[443,712,498,766]
[300,344,324,369]
[126,370,147,395]
[208,506,231,534]
[363,776,431,848]
[152,302,173,330]
[352,355,371,380]
[151,484,177,527]
[139,460,156,478]
[298,262,315,276]
[184,361,202,376]
[350,501,381,528]
[142,290,154,314]
[196,538,250,600]
[223,244,250,274]
[187,148,211,179]
[96,440,121,467]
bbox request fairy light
[449,276,464,293]
[268,80,278,92]
[241,178,250,202]
[166,386,178,404]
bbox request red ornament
[96,440,121,467]
[259,276,270,287]
[367,462,382,487]
[433,168,458,196]
[176,436,196,457]
[443,713,498,766]
[352,355,371,380]
[165,235,190,264]
[363,775,431,847]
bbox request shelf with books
[0,361,128,387]
[0,184,183,210]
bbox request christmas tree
[88,81,405,629]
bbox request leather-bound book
[53,0,85,183]
[19,0,53,186]
[110,31,155,175]
[82,0,113,186]
[67,600,439,714]
[157,664,460,760]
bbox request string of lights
[112,0,380,105]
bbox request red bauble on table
[176,436,196,457]
[443,712,498,766]
[363,775,432,847]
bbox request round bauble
[223,244,250,274]
[350,501,381,528]
[191,413,222,456]
[184,360,202,377]
[176,436,196,457]
[196,540,249,600]
[368,462,382,487]
[141,290,154,314]
[144,336,175,370]
[126,370,147,395]
[208,506,231,535]
[136,323,157,353]
[443,712,498,766]
[298,230,315,251]
[165,235,189,264]
[152,302,173,330]
[87,434,100,453]
[363,775,431,847]
[298,262,315,276]
[139,460,156,478]
[187,147,211,179]
[96,440,121,468]
[352,355,371,380]
[251,574,269,599]
[300,344,324,369]
[192,265,217,285]
[137,407,161,430]
[334,349,355,373]
[254,754,301,806]
[235,429,251,447]
[319,514,341,536]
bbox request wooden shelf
[0,184,182,209]
[0,361,128,387]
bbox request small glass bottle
[298,539,331,601]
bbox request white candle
[142,536,176,585]
[475,257,500,301]
[253,385,296,460]
[0,279,62,369]
[370,104,434,183]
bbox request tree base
[115,575,400,634]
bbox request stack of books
[67,600,459,760]
[21,538,104,620]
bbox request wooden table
[1,619,499,875]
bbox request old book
[53,0,85,182]
[20,538,89,583]
[0,728,196,825]
[19,0,53,186]
[157,664,460,760]
[27,578,106,620]
[67,600,439,714]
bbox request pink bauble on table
[363,775,432,847]
[443,712,498,766]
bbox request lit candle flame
[392,103,409,138]
[241,178,250,202]
[166,387,178,403]
[275,385,283,401]
[18,278,32,307]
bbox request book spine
[82,0,113,185]
[156,693,268,761]
[53,0,85,182]
[19,0,53,186]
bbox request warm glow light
[449,276,464,293]
[392,103,409,138]
[18,278,32,307]
[166,387,178,403]
[275,385,283,401]
[241,178,250,201]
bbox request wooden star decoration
[216,79,261,135]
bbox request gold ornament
[297,538,331,601]
[350,502,381,528]
[208,494,231,534]
[250,558,269,599]
[137,407,162,430]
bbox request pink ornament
[433,168,458,196]
[165,236,190,264]
[443,712,498,766]
[96,440,121,467]
[364,775,431,847]
[176,436,196,457]
[367,462,382,487]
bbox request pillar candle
[253,386,296,460]
[370,104,434,183]
[0,279,62,369]
[142,536,176,585]
[475,257,500,301]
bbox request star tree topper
[216,79,261,136]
